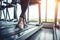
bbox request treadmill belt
[26,28,53,40]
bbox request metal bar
[3,10,5,19]
[27,0,30,24]
[7,9,10,20]
[0,1,2,19]
[38,2,41,24]
[53,0,58,40]
[55,0,58,27]
[13,0,18,19]
[5,0,10,20]
[5,0,8,20]
[53,26,57,40]
[45,0,47,22]
[14,6,17,19]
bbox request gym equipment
[53,25,57,40]
[53,0,60,40]
[0,0,18,21]
[0,5,15,10]
[27,0,41,26]
[26,23,60,40]
[1,0,60,40]
[26,28,53,40]
[0,1,16,10]
[0,0,3,1]
[45,0,47,22]
[3,2,16,7]
[29,0,40,5]
[0,0,42,40]
[0,5,5,10]
[0,21,43,40]
[0,0,2,19]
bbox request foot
[15,25,23,31]
[15,25,20,28]
[24,24,28,28]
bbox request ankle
[24,24,27,26]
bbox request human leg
[20,5,28,28]
[16,5,28,28]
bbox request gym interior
[0,0,60,40]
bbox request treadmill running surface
[26,28,53,40]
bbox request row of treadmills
[0,20,60,40]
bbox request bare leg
[23,18,28,28]
[16,17,23,27]
[23,19,26,25]
[16,1,28,28]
